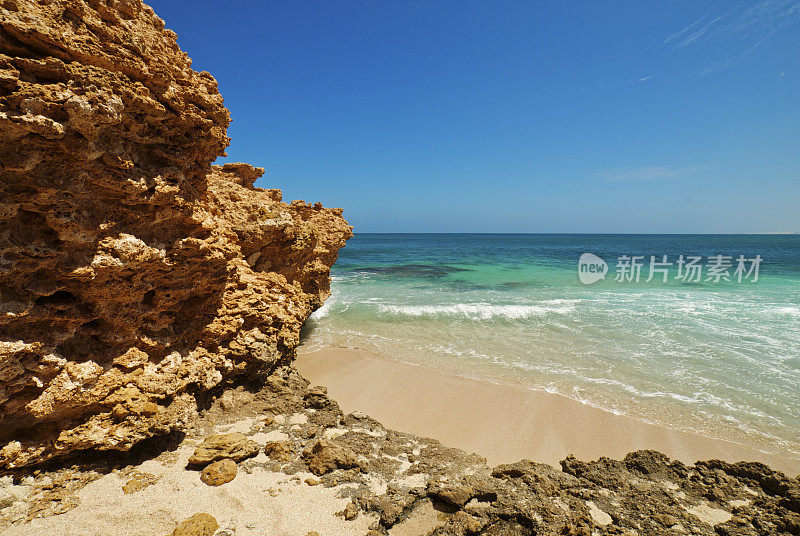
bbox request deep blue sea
[302,234,800,457]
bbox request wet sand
[296,347,800,476]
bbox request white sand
[296,347,800,475]
[5,430,377,536]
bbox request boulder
[200,459,237,486]
[264,441,295,462]
[337,500,359,520]
[427,481,475,507]
[188,434,259,466]
[170,513,218,536]
[302,439,361,476]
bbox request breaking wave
[376,302,575,320]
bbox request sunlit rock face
[0,0,352,469]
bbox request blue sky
[149,1,800,233]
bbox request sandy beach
[296,347,800,476]
[5,1,800,534]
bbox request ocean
[301,234,800,457]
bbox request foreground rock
[199,459,237,486]
[3,367,799,535]
[302,439,362,476]
[188,433,259,467]
[170,513,218,536]
[2,2,799,535]
[0,0,351,470]
[212,371,800,536]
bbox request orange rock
[170,513,219,536]
[200,459,237,486]
[0,0,351,470]
[189,433,259,466]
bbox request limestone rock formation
[188,433,259,467]
[0,0,352,469]
[2,367,799,533]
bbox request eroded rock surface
[1,367,799,534]
[238,370,800,536]
[3,3,798,535]
[0,0,351,469]
[188,433,259,467]
[8,367,800,535]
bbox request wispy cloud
[664,14,727,50]
[667,1,800,49]
[664,0,800,74]
[629,74,653,83]
[597,166,707,182]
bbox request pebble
[170,513,219,536]
[200,459,237,486]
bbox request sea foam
[376,302,575,320]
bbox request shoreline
[296,346,800,476]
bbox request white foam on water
[304,256,800,459]
[308,299,335,320]
[375,302,575,320]
[539,298,583,305]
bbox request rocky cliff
[0,0,352,469]
[2,3,800,535]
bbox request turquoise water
[301,234,800,457]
